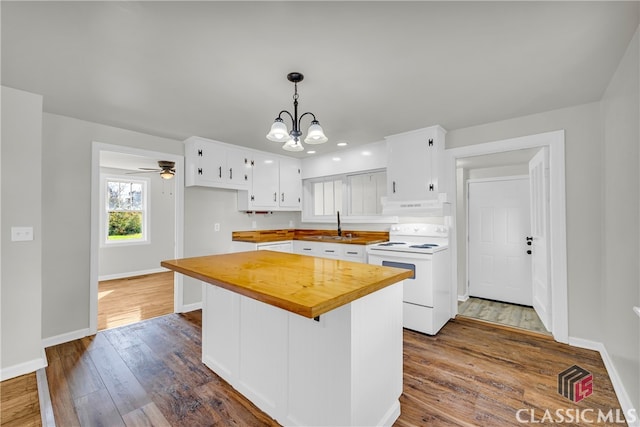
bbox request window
[348,171,386,215]
[313,178,343,216]
[303,169,387,221]
[103,176,148,245]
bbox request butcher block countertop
[161,251,412,318]
[231,229,389,245]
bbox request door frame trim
[445,130,568,343]
[89,142,185,335]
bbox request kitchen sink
[310,235,352,241]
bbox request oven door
[368,251,432,307]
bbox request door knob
[527,250,532,255]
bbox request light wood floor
[98,271,174,331]
[45,311,624,426]
[0,373,41,427]
[458,296,551,335]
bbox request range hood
[381,194,450,216]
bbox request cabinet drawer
[320,243,342,259]
[342,245,366,263]
[293,240,320,256]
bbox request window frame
[301,168,398,223]
[101,174,150,247]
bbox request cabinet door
[386,127,444,201]
[226,148,251,188]
[191,139,225,185]
[250,152,279,209]
[387,134,430,200]
[279,157,302,209]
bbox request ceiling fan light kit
[128,160,176,180]
[266,72,328,151]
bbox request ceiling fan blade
[139,167,162,171]
[125,170,157,175]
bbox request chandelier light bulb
[304,121,328,144]
[282,139,304,152]
[266,118,290,142]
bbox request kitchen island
[161,250,412,427]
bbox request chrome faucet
[337,210,342,237]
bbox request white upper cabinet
[278,157,302,209]
[246,152,280,209]
[184,136,251,190]
[237,153,302,212]
[385,125,446,201]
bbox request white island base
[202,281,404,427]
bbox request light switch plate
[11,226,34,241]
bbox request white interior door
[468,177,532,305]
[529,148,551,330]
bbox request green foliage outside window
[108,211,142,239]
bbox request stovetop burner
[409,244,439,249]
[377,242,405,246]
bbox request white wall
[183,186,299,304]
[98,167,176,279]
[601,26,639,411]
[41,113,184,340]
[0,87,45,379]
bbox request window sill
[101,239,150,248]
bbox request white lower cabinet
[231,241,293,253]
[202,281,403,426]
[292,241,367,263]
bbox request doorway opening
[445,130,567,342]
[90,143,185,334]
[461,172,550,335]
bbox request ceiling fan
[127,160,176,180]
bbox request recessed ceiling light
[362,151,372,156]
[337,141,348,147]
[332,157,341,161]
[307,150,316,154]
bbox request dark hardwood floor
[45,312,625,426]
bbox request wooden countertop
[232,229,389,245]
[161,251,412,318]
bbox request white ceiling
[2,1,638,159]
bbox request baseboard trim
[42,328,91,348]
[98,267,169,282]
[180,302,202,313]
[0,352,47,381]
[458,294,469,302]
[569,336,638,426]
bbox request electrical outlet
[11,226,34,241]
[214,223,220,232]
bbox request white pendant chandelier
[266,72,328,151]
